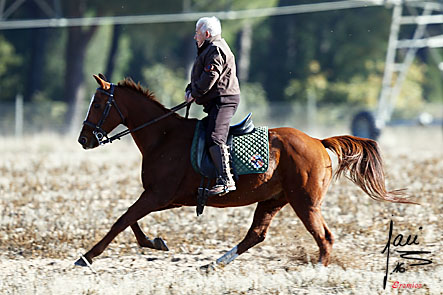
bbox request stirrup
[208,184,228,196]
[208,179,236,196]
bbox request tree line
[0,0,441,129]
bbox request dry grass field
[0,126,441,294]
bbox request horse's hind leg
[286,188,334,266]
[211,195,288,267]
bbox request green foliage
[142,64,188,106]
[422,56,443,104]
[392,62,426,118]
[29,92,68,130]
[0,1,441,125]
[36,30,66,102]
[85,25,112,91]
[285,60,383,107]
[0,35,23,100]
[284,58,431,118]
[235,82,269,121]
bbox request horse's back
[269,127,332,187]
[269,127,327,157]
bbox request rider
[185,16,241,196]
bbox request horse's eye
[93,103,101,109]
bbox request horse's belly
[206,174,282,208]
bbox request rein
[83,84,191,146]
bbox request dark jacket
[186,35,240,106]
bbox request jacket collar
[197,34,222,55]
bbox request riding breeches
[205,96,239,147]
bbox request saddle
[190,113,269,216]
[192,113,255,179]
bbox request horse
[75,74,415,268]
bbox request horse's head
[78,74,126,149]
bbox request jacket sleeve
[191,47,224,102]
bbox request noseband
[83,84,126,145]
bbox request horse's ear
[93,74,111,90]
[98,73,108,82]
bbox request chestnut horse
[76,74,413,268]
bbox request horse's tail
[321,135,417,204]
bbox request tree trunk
[25,2,49,102]
[62,1,99,132]
[237,22,253,83]
[264,0,296,102]
[63,25,97,132]
[105,24,122,81]
[26,28,49,102]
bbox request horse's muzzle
[78,135,97,149]
[78,136,87,146]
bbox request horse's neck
[122,93,168,129]
[121,92,194,155]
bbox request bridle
[83,83,190,146]
[83,84,126,145]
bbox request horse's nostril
[79,136,87,145]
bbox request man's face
[194,25,208,47]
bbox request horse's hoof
[153,238,169,251]
[74,257,87,267]
[74,255,92,267]
[200,262,217,273]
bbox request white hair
[196,16,222,37]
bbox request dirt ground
[0,126,441,294]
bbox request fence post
[307,89,317,134]
[15,94,23,137]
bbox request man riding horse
[185,16,241,196]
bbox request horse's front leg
[75,190,169,266]
[131,222,169,251]
[130,204,181,251]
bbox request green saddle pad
[231,126,269,175]
[191,121,269,176]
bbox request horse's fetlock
[256,233,266,243]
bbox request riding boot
[208,144,236,196]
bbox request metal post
[386,4,433,120]
[2,0,26,20]
[238,22,252,83]
[376,3,403,129]
[15,93,23,137]
[0,0,6,19]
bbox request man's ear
[205,31,211,39]
[93,74,111,90]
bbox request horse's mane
[116,77,187,120]
[117,77,170,112]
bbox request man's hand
[185,90,195,103]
